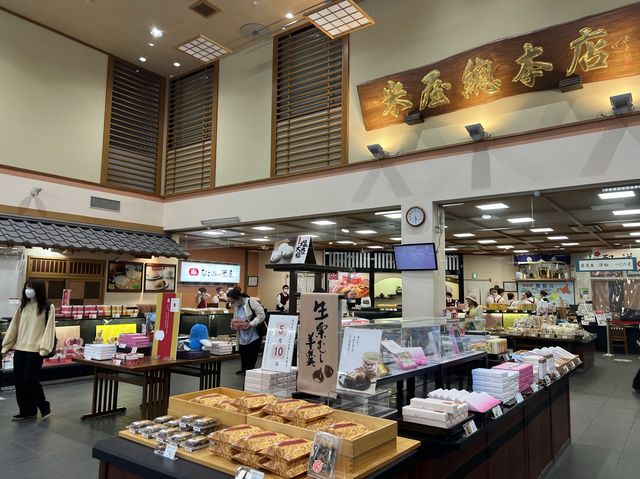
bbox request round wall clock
[406,206,426,227]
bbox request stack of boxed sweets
[533,346,578,370]
[486,337,508,354]
[84,343,116,360]
[113,351,144,366]
[402,397,469,428]
[244,368,297,395]
[428,389,501,413]
[514,349,557,380]
[492,362,534,392]
[118,333,150,349]
[209,340,233,355]
[472,368,519,403]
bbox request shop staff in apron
[195,287,211,308]
[276,285,290,312]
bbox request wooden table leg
[142,368,172,419]
[82,369,126,420]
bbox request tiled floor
[0,354,638,478]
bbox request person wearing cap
[227,288,266,375]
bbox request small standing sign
[261,315,298,373]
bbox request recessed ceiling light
[599,191,636,199]
[445,247,458,251]
[336,240,356,245]
[148,42,155,47]
[613,209,640,216]
[300,234,320,238]
[341,228,350,233]
[453,233,475,238]
[201,230,225,236]
[476,203,509,211]
[561,242,580,246]
[630,232,640,236]
[478,239,497,244]
[311,220,336,226]
[252,226,274,231]
[173,62,181,67]
[497,245,514,249]
[356,230,377,234]
[285,12,294,19]
[367,245,384,249]
[548,236,568,240]
[252,238,271,242]
[513,249,529,253]
[305,0,375,40]
[482,214,492,220]
[177,35,231,63]
[530,228,553,233]
[389,237,401,241]
[508,217,534,224]
[636,240,640,243]
[623,223,640,227]
[374,210,402,219]
[139,56,147,62]
[442,203,465,207]
[150,27,163,38]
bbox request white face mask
[25,288,36,299]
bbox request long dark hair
[20,279,48,315]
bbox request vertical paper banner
[153,292,181,359]
[297,293,339,397]
[261,315,299,373]
[336,327,382,395]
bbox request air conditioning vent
[189,0,220,18]
[90,196,120,212]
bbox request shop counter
[399,374,572,478]
[582,322,640,354]
[499,334,595,370]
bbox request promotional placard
[153,292,181,359]
[261,315,299,373]
[297,293,339,397]
[337,327,383,395]
[577,257,637,272]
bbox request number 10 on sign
[261,315,298,373]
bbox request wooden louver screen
[273,26,347,176]
[28,257,105,278]
[104,58,164,193]
[165,65,216,195]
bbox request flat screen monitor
[393,243,438,271]
[179,260,241,285]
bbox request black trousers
[238,338,261,372]
[13,350,48,416]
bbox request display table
[399,373,572,478]
[73,354,239,420]
[500,334,595,370]
[97,434,418,479]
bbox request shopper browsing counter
[228,289,266,375]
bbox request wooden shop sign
[356,3,640,131]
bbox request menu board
[517,280,575,305]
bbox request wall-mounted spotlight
[465,123,490,141]
[610,93,634,115]
[367,144,388,160]
[558,75,582,92]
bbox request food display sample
[428,389,501,413]
[153,415,176,425]
[402,397,469,428]
[183,435,210,452]
[472,368,519,403]
[492,362,534,392]
[127,420,153,433]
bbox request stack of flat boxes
[210,341,233,355]
[492,362,534,392]
[244,368,298,395]
[402,397,469,428]
[84,343,117,361]
[472,368,519,403]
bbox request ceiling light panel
[599,191,636,199]
[367,245,384,249]
[305,0,375,40]
[337,240,356,245]
[623,223,640,227]
[252,238,271,242]
[311,220,336,225]
[355,230,377,234]
[476,203,509,210]
[497,245,514,249]
[177,35,230,63]
[561,242,580,246]
[390,237,401,241]
[508,217,534,224]
[530,228,554,233]
[513,249,529,253]
[453,233,475,238]
[548,236,568,240]
[613,209,640,216]
[478,239,497,244]
[252,226,274,231]
[445,247,458,251]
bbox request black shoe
[40,402,51,419]
[235,370,245,376]
[12,414,37,421]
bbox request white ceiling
[0,0,326,76]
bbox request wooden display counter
[399,374,571,479]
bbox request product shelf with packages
[106,387,420,479]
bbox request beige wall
[0,10,107,183]
[463,255,517,289]
[348,0,640,163]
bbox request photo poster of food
[297,293,339,398]
[107,261,143,292]
[336,327,383,395]
[328,272,370,299]
[517,280,576,305]
[144,264,176,292]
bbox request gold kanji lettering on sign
[461,57,502,99]
[566,27,609,76]
[512,43,553,88]
[381,80,413,118]
[419,69,452,110]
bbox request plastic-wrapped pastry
[263,414,288,423]
[321,421,369,440]
[208,425,263,459]
[167,431,195,446]
[140,424,169,439]
[127,420,154,433]
[192,417,219,434]
[302,417,335,431]
[191,393,229,407]
[183,435,210,452]
[285,404,333,423]
[261,438,312,462]
[155,427,182,443]
[214,399,240,412]
[262,399,307,417]
[262,458,308,478]
[179,415,203,430]
[232,394,277,413]
[153,415,176,424]
[238,431,289,453]
[164,420,180,429]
